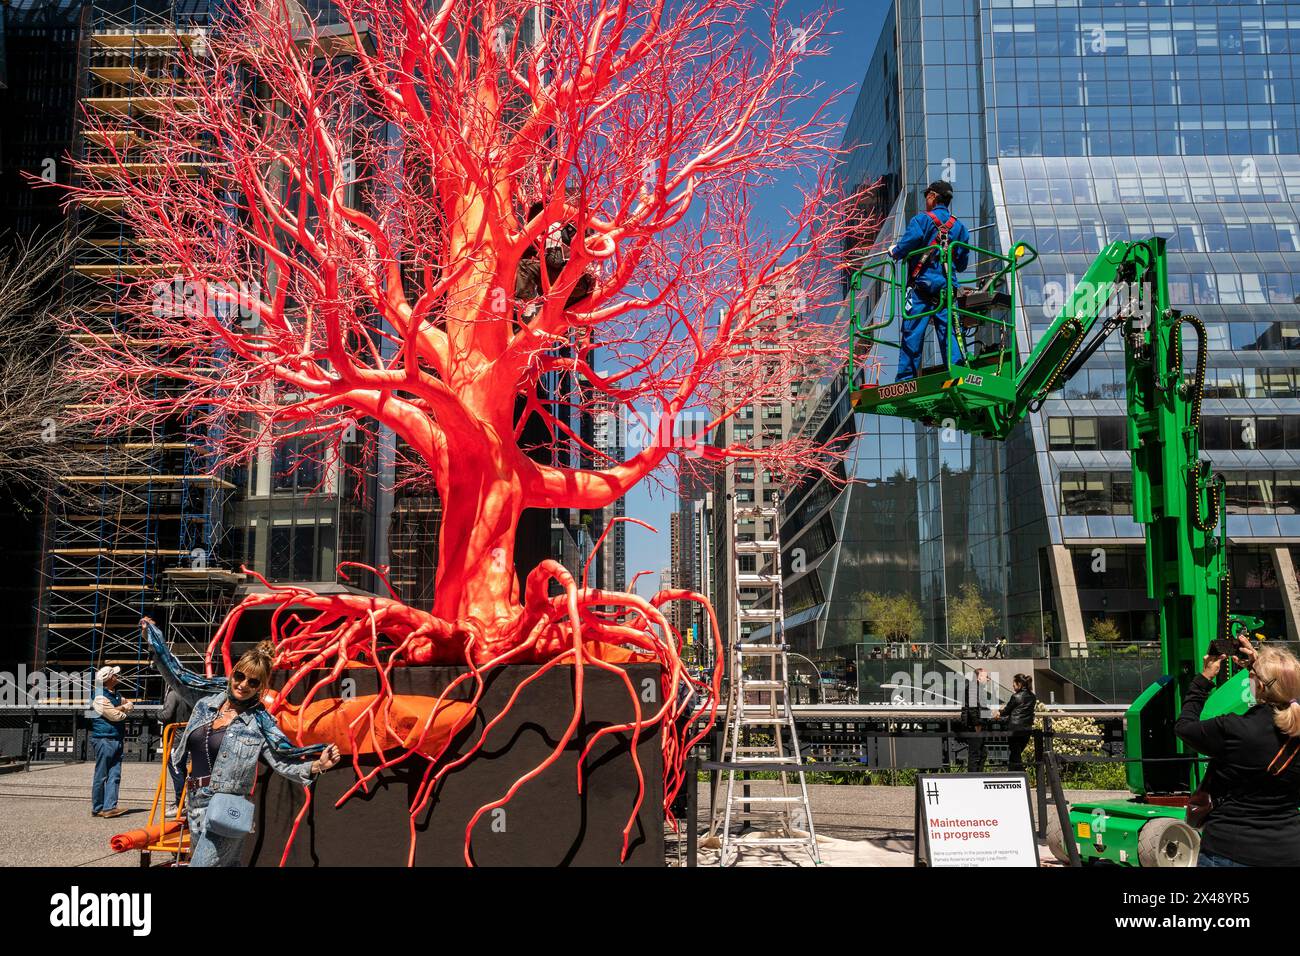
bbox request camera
[1208,637,1249,662]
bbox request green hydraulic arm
[849,236,1260,865]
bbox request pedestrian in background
[996,673,1037,772]
[90,665,134,818]
[159,686,192,816]
[961,667,991,772]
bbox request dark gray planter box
[247,662,666,867]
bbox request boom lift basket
[849,239,1037,439]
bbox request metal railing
[853,639,1165,662]
[0,706,165,766]
[850,640,1181,705]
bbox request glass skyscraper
[784,0,1300,668]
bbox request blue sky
[625,0,893,594]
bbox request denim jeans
[895,286,964,381]
[169,764,187,808]
[1197,849,1248,867]
[90,737,123,813]
[186,787,247,867]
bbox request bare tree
[0,229,129,500]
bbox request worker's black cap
[925,180,954,204]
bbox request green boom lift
[849,233,1260,866]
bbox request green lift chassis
[849,235,1260,867]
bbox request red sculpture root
[208,561,721,866]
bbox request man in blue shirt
[89,665,134,818]
[888,180,971,381]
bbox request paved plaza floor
[0,761,165,867]
[0,760,1127,867]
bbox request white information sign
[915,773,1040,867]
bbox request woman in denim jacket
[143,619,341,867]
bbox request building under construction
[34,2,236,700]
[30,2,416,698]
[20,0,626,707]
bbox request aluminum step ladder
[709,494,819,865]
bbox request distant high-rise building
[0,0,82,235]
[670,486,714,656]
[668,511,684,630]
[592,407,627,593]
[710,285,805,648]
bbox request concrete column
[1270,546,1300,641]
[1046,544,1087,651]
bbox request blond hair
[233,640,277,686]
[1252,645,1300,738]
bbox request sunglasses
[231,670,262,689]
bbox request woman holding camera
[1175,636,1300,866]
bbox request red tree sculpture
[60,0,866,863]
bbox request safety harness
[908,210,957,286]
[906,210,958,311]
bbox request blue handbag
[205,791,255,838]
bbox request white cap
[95,665,121,682]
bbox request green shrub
[1020,704,1128,790]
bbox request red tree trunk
[430,440,527,649]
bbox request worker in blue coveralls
[889,180,971,381]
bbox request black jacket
[159,687,192,726]
[999,690,1037,731]
[1175,673,1300,866]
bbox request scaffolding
[36,4,228,702]
[157,567,242,667]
